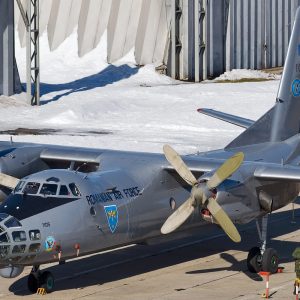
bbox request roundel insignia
[292,79,300,97]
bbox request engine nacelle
[0,265,24,278]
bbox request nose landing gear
[246,215,279,274]
[27,265,54,294]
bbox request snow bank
[213,69,281,82]
[7,33,280,154]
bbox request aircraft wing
[40,148,102,163]
[197,108,254,129]
[40,147,103,171]
[163,157,222,178]
[254,165,300,181]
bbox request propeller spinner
[161,145,244,243]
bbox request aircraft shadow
[186,252,263,281]
[21,64,139,104]
[9,206,300,295]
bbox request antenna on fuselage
[75,162,87,173]
[69,161,75,171]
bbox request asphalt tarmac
[1,203,300,300]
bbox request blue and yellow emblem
[104,205,119,233]
[44,236,56,252]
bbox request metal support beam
[26,0,40,106]
[17,0,40,105]
[194,0,200,82]
[171,0,182,79]
[200,0,207,81]
[0,0,21,96]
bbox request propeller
[0,173,19,189]
[161,145,244,243]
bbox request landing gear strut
[247,214,279,274]
[27,265,54,293]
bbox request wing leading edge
[254,165,300,181]
[197,108,254,129]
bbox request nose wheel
[27,266,55,294]
[246,215,279,274]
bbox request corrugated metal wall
[0,0,21,96]
[171,0,300,81]
[3,0,300,96]
[226,0,300,71]
[264,0,300,68]
[226,0,265,70]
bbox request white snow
[5,33,280,155]
[213,69,281,82]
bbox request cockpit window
[69,183,81,196]
[40,184,58,196]
[59,185,69,196]
[23,182,40,195]
[12,231,26,242]
[46,177,60,183]
[0,213,9,222]
[4,217,22,228]
[0,233,9,243]
[14,180,25,193]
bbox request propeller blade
[0,173,19,189]
[207,199,241,243]
[163,145,198,186]
[207,152,244,189]
[161,196,195,234]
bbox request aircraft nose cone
[0,213,24,263]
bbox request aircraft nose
[0,213,41,265]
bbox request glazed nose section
[0,214,14,262]
[0,213,41,264]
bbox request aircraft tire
[261,248,279,274]
[27,273,39,293]
[247,246,261,273]
[40,271,55,293]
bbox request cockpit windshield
[69,183,81,196]
[13,178,81,198]
[14,181,25,193]
[40,184,58,196]
[23,182,40,195]
[59,185,69,196]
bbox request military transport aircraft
[0,8,300,295]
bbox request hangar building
[0,0,299,103]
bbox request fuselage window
[14,181,25,193]
[59,185,69,196]
[40,184,58,196]
[23,182,40,195]
[69,183,81,196]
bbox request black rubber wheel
[27,273,39,293]
[261,248,279,274]
[40,271,55,293]
[247,246,261,273]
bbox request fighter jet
[0,7,300,295]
